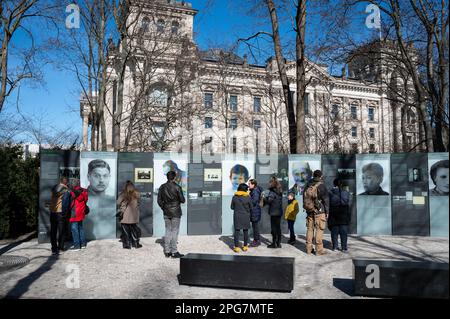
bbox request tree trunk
[266,0,297,154]
[295,0,307,154]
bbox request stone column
[82,112,89,150]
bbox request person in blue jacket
[248,179,263,247]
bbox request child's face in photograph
[362,171,381,193]
[231,173,246,189]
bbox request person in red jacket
[69,181,89,251]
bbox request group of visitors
[49,177,89,254]
[50,169,350,257]
[231,170,351,255]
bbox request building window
[171,21,179,34]
[232,137,237,153]
[230,95,238,111]
[304,93,309,115]
[253,119,261,130]
[230,117,237,130]
[204,92,213,108]
[253,97,261,113]
[149,87,168,106]
[351,126,357,137]
[331,104,339,119]
[368,107,375,121]
[369,128,375,139]
[157,19,165,33]
[333,142,340,152]
[351,143,358,153]
[369,144,376,153]
[407,135,413,147]
[141,16,150,33]
[351,106,357,120]
[203,136,213,154]
[204,117,213,129]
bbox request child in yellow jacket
[285,191,299,244]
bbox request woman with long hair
[117,181,142,249]
[265,176,283,248]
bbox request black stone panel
[39,149,80,243]
[391,153,430,236]
[187,163,222,235]
[117,152,153,237]
[353,259,449,298]
[322,154,357,234]
[180,253,295,292]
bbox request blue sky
[3,0,376,144]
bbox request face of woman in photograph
[434,167,449,194]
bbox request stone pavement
[0,234,448,299]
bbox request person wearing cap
[284,190,299,244]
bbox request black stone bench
[180,253,295,292]
[353,259,449,298]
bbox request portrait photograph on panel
[221,161,254,196]
[80,154,117,239]
[428,159,449,196]
[357,160,390,196]
[288,160,321,195]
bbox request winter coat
[69,186,88,222]
[231,191,252,230]
[328,187,351,227]
[265,187,283,217]
[157,181,186,218]
[303,177,330,215]
[249,186,263,222]
[49,183,69,213]
[284,199,299,221]
[117,193,140,224]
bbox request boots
[267,234,277,248]
[276,234,282,248]
[121,224,131,249]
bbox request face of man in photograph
[434,167,449,194]
[88,167,110,193]
[362,171,382,193]
[292,163,311,188]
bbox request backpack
[303,182,322,213]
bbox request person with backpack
[265,176,283,248]
[303,170,329,255]
[69,180,89,251]
[328,178,351,252]
[117,181,142,249]
[284,190,299,244]
[49,177,70,255]
[231,183,253,253]
[248,179,263,247]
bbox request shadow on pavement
[333,278,355,297]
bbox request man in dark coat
[248,179,263,247]
[157,170,186,258]
[328,178,351,252]
[231,183,253,252]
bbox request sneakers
[164,252,172,258]
[316,250,327,256]
[233,247,242,253]
[81,246,86,250]
[242,245,249,252]
[288,239,296,245]
[171,252,184,258]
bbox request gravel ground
[0,234,448,299]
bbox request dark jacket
[265,187,283,217]
[359,187,389,195]
[249,186,263,222]
[328,187,351,227]
[303,177,329,215]
[231,191,252,230]
[157,181,185,218]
